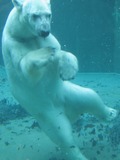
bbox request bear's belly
[9,71,64,115]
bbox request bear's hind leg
[64,82,118,122]
[36,108,88,160]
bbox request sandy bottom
[0,117,61,160]
[0,73,120,160]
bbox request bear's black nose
[41,30,50,37]
[39,23,50,37]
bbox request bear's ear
[44,0,50,4]
[12,0,23,10]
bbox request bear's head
[12,0,51,37]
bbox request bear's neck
[7,8,37,41]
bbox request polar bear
[2,0,118,159]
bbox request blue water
[0,0,118,72]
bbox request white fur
[2,0,117,159]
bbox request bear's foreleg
[58,51,79,81]
[20,47,57,84]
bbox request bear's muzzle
[37,23,50,37]
[41,30,50,37]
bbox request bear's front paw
[59,52,78,80]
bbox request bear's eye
[46,13,51,19]
[32,14,40,20]
[45,13,51,20]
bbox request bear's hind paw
[105,108,118,121]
